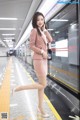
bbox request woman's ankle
[38,106,45,114]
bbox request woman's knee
[41,82,47,89]
[37,75,47,89]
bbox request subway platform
[0,56,62,120]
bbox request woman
[14,12,53,117]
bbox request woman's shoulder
[31,28,37,32]
[30,28,38,37]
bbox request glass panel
[47,4,79,92]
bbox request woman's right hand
[42,51,48,59]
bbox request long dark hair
[32,12,46,36]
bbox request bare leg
[14,82,44,92]
[38,89,45,114]
[14,62,47,115]
[32,60,48,115]
[14,75,47,114]
[37,74,47,114]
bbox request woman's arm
[44,30,53,43]
[30,28,42,54]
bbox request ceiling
[0,0,33,48]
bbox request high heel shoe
[37,108,50,118]
[41,113,50,118]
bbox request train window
[47,3,79,93]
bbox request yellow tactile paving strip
[0,57,12,120]
[12,115,26,120]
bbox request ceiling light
[48,29,54,31]
[4,37,15,39]
[51,19,69,22]
[2,34,15,36]
[3,40,12,41]
[0,18,18,20]
[55,31,60,33]
[0,28,16,30]
[8,45,13,48]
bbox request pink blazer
[30,28,53,60]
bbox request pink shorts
[33,59,48,77]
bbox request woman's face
[37,15,44,28]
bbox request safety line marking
[0,57,12,120]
